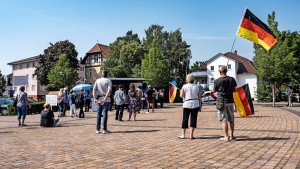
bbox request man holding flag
[213,66,237,141]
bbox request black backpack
[78,93,84,102]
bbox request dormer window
[86,54,102,66]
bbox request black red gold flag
[233,84,254,117]
[236,9,277,51]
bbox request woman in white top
[179,74,201,140]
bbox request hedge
[6,102,46,116]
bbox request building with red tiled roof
[192,50,257,100]
[80,43,109,85]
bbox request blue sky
[1,0,299,76]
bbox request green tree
[0,70,6,95]
[253,11,299,103]
[102,31,144,77]
[143,25,191,86]
[48,54,78,90]
[140,39,170,88]
[35,40,78,86]
[190,61,207,72]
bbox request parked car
[0,98,14,115]
[201,91,217,104]
[292,93,300,103]
[7,97,36,104]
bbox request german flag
[169,80,177,103]
[233,84,254,117]
[236,9,277,51]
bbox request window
[80,67,84,71]
[26,64,29,68]
[228,64,231,70]
[31,85,36,91]
[14,87,17,92]
[32,62,35,67]
[88,69,92,77]
[210,66,214,71]
[32,74,35,80]
[80,77,84,81]
[19,64,22,69]
[26,86,29,92]
[86,54,102,66]
[210,78,215,83]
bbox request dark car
[7,97,36,104]
[0,98,14,115]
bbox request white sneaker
[102,130,110,134]
[96,130,100,134]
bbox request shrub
[7,105,17,116]
[28,102,45,114]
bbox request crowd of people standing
[14,66,239,142]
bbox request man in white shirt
[114,85,125,121]
[93,71,112,134]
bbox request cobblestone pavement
[0,104,299,169]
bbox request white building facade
[206,51,257,100]
[7,56,48,101]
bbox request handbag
[215,76,231,111]
[13,94,18,107]
[216,97,224,110]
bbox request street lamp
[180,60,188,77]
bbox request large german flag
[236,9,277,51]
[169,80,177,103]
[233,84,254,117]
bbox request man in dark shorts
[146,86,154,113]
[213,65,237,141]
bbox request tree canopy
[143,25,191,85]
[102,31,144,77]
[35,40,78,86]
[0,70,6,95]
[190,61,207,72]
[253,11,300,102]
[48,54,79,90]
[139,39,170,87]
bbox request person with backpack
[213,65,237,141]
[68,90,77,118]
[78,89,85,118]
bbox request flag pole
[227,8,247,66]
[236,8,248,35]
[226,37,236,66]
[168,81,170,107]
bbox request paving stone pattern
[0,104,299,169]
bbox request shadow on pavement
[235,116,270,118]
[0,131,14,134]
[135,119,166,122]
[236,137,290,141]
[111,129,160,134]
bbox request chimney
[234,50,237,55]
